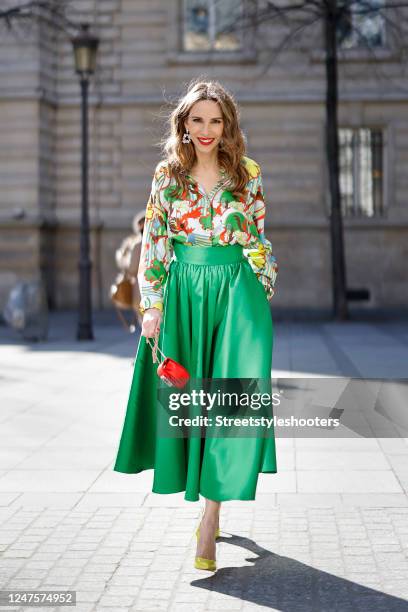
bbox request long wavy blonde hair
[160,79,250,201]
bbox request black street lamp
[71,23,99,340]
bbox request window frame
[166,0,258,65]
[324,124,389,220]
[311,2,403,64]
[336,0,387,52]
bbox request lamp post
[71,23,99,340]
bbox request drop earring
[182,128,191,144]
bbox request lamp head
[72,23,99,77]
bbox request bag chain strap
[146,334,166,364]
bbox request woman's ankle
[201,514,219,528]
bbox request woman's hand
[141,308,162,338]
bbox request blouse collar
[185,168,229,199]
[185,168,229,193]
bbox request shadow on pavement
[191,533,408,611]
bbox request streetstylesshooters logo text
[156,381,342,438]
[157,377,408,439]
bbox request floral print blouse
[138,155,278,314]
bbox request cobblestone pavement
[1,505,408,611]
[0,312,407,611]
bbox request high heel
[194,526,217,571]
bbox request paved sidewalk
[0,311,407,611]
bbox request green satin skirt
[113,242,277,502]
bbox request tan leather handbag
[110,272,138,333]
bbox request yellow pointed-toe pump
[195,555,216,571]
[194,509,219,571]
[194,526,217,571]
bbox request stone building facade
[0,0,407,317]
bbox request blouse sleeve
[137,164,173,315]
[244,167,278,301]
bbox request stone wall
[1,0,407,314]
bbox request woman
[114,79,278,572]
[114,210,146,329]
